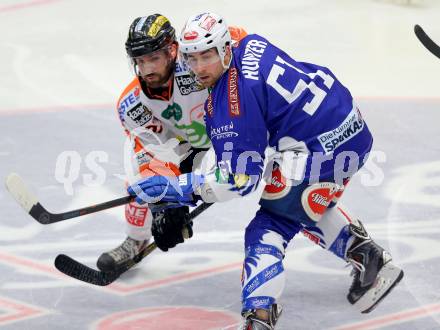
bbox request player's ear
[224,44,232,66]
[169,42,178,60]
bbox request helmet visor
[130,46,171,76]
[182,48,221,71]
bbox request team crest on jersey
[228,68,240,117]
[161,103,183,121]
[175,74,203,95]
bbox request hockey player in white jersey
[126,12,404,329]
[96,14,211,272]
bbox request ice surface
[1,0,440,329]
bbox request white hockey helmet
[178,12,232,69]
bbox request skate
[346,221,404,313]
[97,236,149,272]
[240,304,283,330]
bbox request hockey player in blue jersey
[127,12,404,329]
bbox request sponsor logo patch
[118,87,141,121]
[263,264,279,280]
[127,104,152,126]
[199,15,216,31]
[175,61,189,73]
[261,166,291,200]
[192,13,207,22]
[147,16,169,37]
[210,121,238,140]
[302,229,321,245]
[206,94,214,118]
[318,107,364,154]
[228,68,240,117]
[251,297,272,308]
[244,276,260,295]
[125,203,149,227]
[183,31,198,40]
[175,74,202,95]
[301,182,340,222]
[136,150,153,167]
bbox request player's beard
[141,58,175,89]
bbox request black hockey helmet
[126,14,176,58]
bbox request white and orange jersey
[116,55,210,178]
[116,26,247,179]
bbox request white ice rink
[1,0,440,329]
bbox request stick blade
[414,24,422,35]
[414,24,440,59]
[55,254,118,286]
[5,173,38,212]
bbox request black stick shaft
[59,195,135,220]
[188,201,213,219]
[31,195,135,224]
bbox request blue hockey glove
[127,173,204,206]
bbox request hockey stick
[5,173,134,224]
[55,202,213,286]
[414,24,440,59]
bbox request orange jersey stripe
[133,136,181,178]
[229,26,248,46]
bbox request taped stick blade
[5,173,38,213]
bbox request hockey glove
[127,173,204,206]
[152,206,193,252]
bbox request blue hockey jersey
[203,34,373,199]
